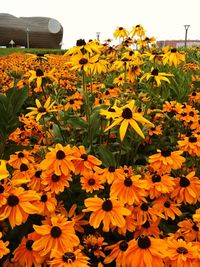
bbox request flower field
[0,25,200,266]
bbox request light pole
[184,25,190,48]
[26,27,30,48]
[96,32,100,41]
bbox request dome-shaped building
[0,13,63,48]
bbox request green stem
[42,117,49,151]
[82,69,86,92]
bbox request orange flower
[177,219,200,242]
[177,134,200,157]
[11,163,35,186]
[32,214,80,257]
[83,197,131,232]
[193,208,200,228]
[0,160,10,180]
[48,248,90,267]
[134,219,161,239]
[73,145,102,175]
[0,239,9,259]
[83,234,107,258]
[8,150,35,169]
[110,174,148,205]
[13,232,46,267]
[148,149,185,174]
[166,238,199,267]
[39,143,75,176]
[0,187,40,228]
[145,172,175,199]
[124,235,167,267]
[170,171,200,204]
[104,240,129,266]
[41,170,72,194]
[33,191,57,216]
[80,170,104,193]
[153,196,182,220]
[95,165,124,184]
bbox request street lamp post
[184,25,190,48]
[96,32,100,41]
[26,27,30,48]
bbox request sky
[1,0,200,49]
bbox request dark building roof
[0,13,63,48]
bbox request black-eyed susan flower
[148,149,186,174]
[140,67,174,87]
[39,143,75,176]
[32,214,80,258]
[153,196,182,220]
[145,172,175,199]
[13,232,46,267]
[130,24,146,38]
[28,68,57,88]
[83,234,107,259]
[177,219,200,242]
[25,96,56,122]
[41,169,72,194]
[124,235,167,267]
[193,208,200,228]
[80,170,104,193]
[166,238,199,267]
[95,165,124,184]
[110,173,148,205]
[73,145,102,175]
[170,171,200,204]
[0,187,40,228]
[113,27,129,39]
[177,134,200,157]
[8,150,35,169]
[104,240,129,267]
[83,197,131,232]
[0,239,9,260]
[48,248,90,267]
[33,191,57,216]
[102,100,154,141]
[0,160,9,180]
[134,219,161,239]
[163,47,185,67]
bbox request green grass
[0,48,67,56]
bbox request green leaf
[98,145,116,167]
[6,86,29,114]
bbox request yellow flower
[101,100,154,141]
[113,26,129,39]
[140,67,174,87]
[163,48,185,67]
[0,160,9,180]
[25,96,56,121]
[28,68,57,88]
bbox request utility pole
[96,32,100,41]
[184,25,190,48]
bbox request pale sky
[1,0,200,49]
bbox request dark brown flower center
[62,252,76,263]
[108,166,115,172]
[56,150,66,160]
[124,178,133,187]
[152,174,161,183]
[102,199,113,211]
[0,185,4,193]
[141,203,149,211]
[171,48,177,53]
[119,240,128,251]
[81,154,88,161]
[26,240,34,251]
[142,220,150,229]
[18,152,24,158]
[164,201,171,208]
[36,69,44,76]
[35,170,42,178]
[38,107,46,113]
[76,39,86,46]
[79,58,88,65]
[137,236,151,249]
[180,177,190,187]
[151,68,158,76]
[51,226,62,238]
[122,108,132,119]
[41,194,48,202]
[7,195,19,207]
[69,99,74,104]
[51,174,60,182]
[20,163,29,172]
[161,150,171,157]
[176,247,188,254]
[189,136,197,143]
[119,27,123,30]
[88,178,96,186]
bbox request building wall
[0,13,63,49]
[157,40,200,48]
